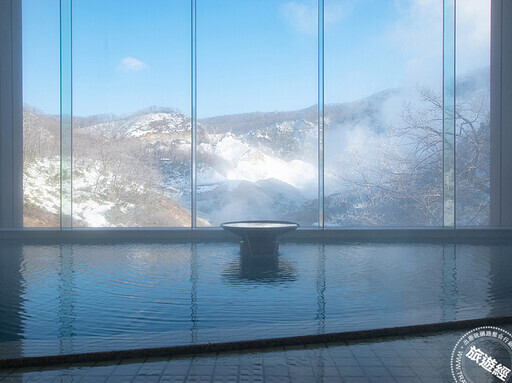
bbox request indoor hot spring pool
[1,238,512,361]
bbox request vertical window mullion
[318,0,324,229]
[60,0,72,229]
[443,0,456,228]
[191,0,197,229]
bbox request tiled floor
[0,327,506,383]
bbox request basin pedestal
[221,221,299,257]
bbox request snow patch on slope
[24,158,60,214]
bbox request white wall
[491,0,512,226]
[0,0,23,228]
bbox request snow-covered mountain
[78,109,190,139]
[19,89,431,227]
[23,70,490,227]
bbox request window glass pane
[22,0,61,227]
[325,0,443,226]
[72,0,191,227]
[196,0,318,227]
[456,0,490,226]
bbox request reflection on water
[58,244,75,355]
[1,241,512,357]
[190,244,198,343]
[222,254,297,284]
[316,244,326,334]
[441,244,457,322]
[0,243,24,358]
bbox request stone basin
[221,220,299,256]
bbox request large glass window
[20,0,492,229]
[196,0,318,226]
[455,0,490,226]
[72,0,191,227]
[22,0,61,227]
[324,0,444,226]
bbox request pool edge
[2,315,512,369]
[1,227,512,243]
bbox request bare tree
[329,87,489,226]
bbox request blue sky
[22,0,488,118]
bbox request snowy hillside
[23,71,490,227]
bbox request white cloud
[281,1,317,34]
[119,57,148,72]
[325,0,353,24]
[281,0,351,34]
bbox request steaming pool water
[0,240,511,358]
